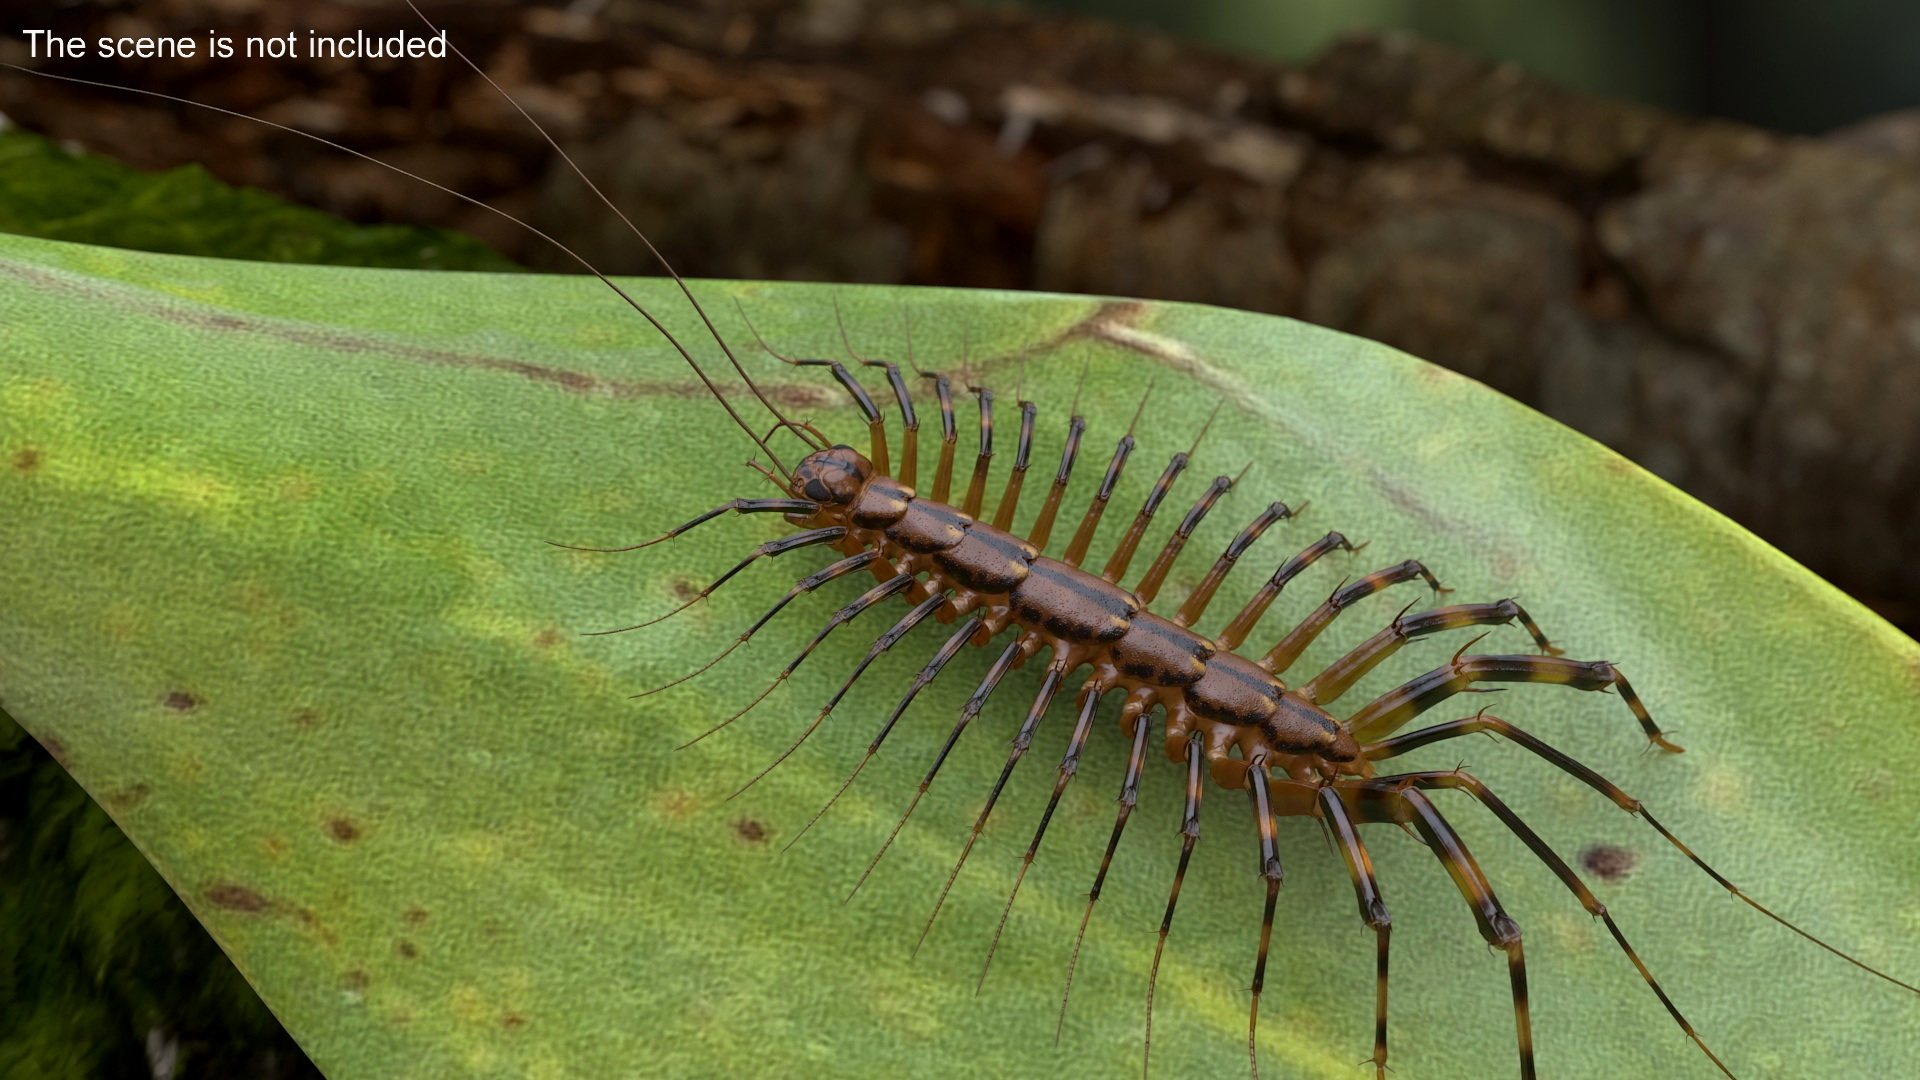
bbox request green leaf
[2,230,1915,1080]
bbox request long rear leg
[1365,713,1920,996]
[978,682,1108,991]
[785,614,985,852]
[1386,768,1736,1077]
[1346,647,1683,751]
[917,654,1074,952]
[1244,763,1286,1079]
[1258,559,1451,675]
[1316,786,1393,1079]
[1300,599,1561,706]
[1058,704,1153,1041]
[1144,737,1205,1080]
[847,634,1034,901]
[1342,783,1535,1079]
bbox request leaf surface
[2,231,1917,1079]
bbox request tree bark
[4,0,1916,631]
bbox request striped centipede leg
[1344,783,1536,1080]
[918,358,960,503]
[961,382,995,518]
[1316,787,1393,1079]
[1143,737,1206,1080]
[676,571,915,749]
[1171,502,1297,628]
[725,589,951,799]
[1259,559,1452,674]
[1104,401,1224,585]
[1368,714,1920,998]
[978,683,1108,991]
[846,633,1031,901]
[1132,472,1237,603]
[1300,599,1562,706]
[1062,383,1155,567]
[784,610,977,853]
[1388,769,1737,1078]
[1058,701,1153,1042]
[546,496,817,553]
[1244,763,1285,1080]
[1026,407,1087,553]
[1346,648,1684,751]
[1214,531,1366,651]
[916,652,1074,952]
[991,398,1039,531]
[633,549,885,699]
[591,526,847,635]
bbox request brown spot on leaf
[396,939,419,960]
[207,883,270,913]
[10,447,41,472]
[326,817,360,843]
[263,834,288,860]
[1581,844,1639,882]
[670,578,701,601]
[534,627,565,649]
[403,906,429,925]
[501,1011,527,1032]
[342,969,370,991]
[163,690,200,712]
[733,818,768,844]
[292,708,321,730]
[104,784,150,811]
[653,788,699,820]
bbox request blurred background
[3,1,1918,1077]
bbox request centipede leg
[1387,768,1737,1078]
[991,399,1039,531]
[978,683,1107,992]
[1144,737,1205,1080]
[1301,599,1562,706]
[589,525,847,635]
[1214,531,1365,651]
[1058,703,1153,1042]
[1347,650,1684,751]
[1367,713,1920,997]
[1027,411,1087,553]
[1063,384,1154,568]
[1132,472,1238,603]
[917,653,1072,952]
[921,367,959,503]
[1316,787,1393,1079]
[725,589,950,799]
[1259,559,1452,675]
[1244,763,1285,1080]
[1171,502,1296,628]
[784,612,979,853]
[632,549,884,699]
[676,571,915,749]
[1344,783,1534,1080]
[847,634,1031,902]
[961,384,995,518]
[1101,450,1193,583]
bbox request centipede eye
[791,444,872,506]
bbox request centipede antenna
[3,58,798,481]
[406,3,814,468]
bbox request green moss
[0,128,517,271]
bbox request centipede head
[789,444,872,506]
